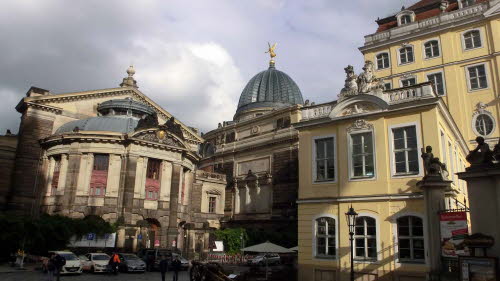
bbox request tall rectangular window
[392,126,419,175]
[427,72,445,95]
[448,142,455,181]
[314,137,335,181]
[399,46,414,64]
[424,40,440,58]
[146,159,161,200]
[463,30,481,49]
[208,196,216,213]
[350,132,375,178]
[467,65,488,90]
[376,53,390,69]
[397,216,425,262]
[90,154,109,197]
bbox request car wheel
[91,266,95,273]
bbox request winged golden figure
[266,42,277,59]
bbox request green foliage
[214,228,248,254]
[0,213,115,258]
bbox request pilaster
[56,154,68,195]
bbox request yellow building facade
[297,1,500,280]
[360,0,500,149]
[297,82,468,280]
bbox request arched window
[399,46,414,64]
[397,216,424,262]
[463,30,482,50]
[354,216,377,260]
[424,40,440,58]
[474,114,495,136]
[376,53,390,69]
[315,217,336,258]
[400,15,412,25]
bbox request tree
[214,228,247,254]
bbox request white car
[80,253,110,273]
[45,251,83,275]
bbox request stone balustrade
[301,102,335,121]
[386,83,435,104]
[196,170,226,181]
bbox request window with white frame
[376,53,390,69]
[350,132,375,178]
[399,46,414,64]
[208,196,217,213]
[354,216,377,260]
[460,0,475,8]
[440,131,447,164]
[392,126,419,175]
[315,217,336,258]
[397,216,425,262]
[400,15,412,25]
[401,77,416,87]
[448,142,455,181]
[463,30,482,50]
[424,40,440,58]
[314,137,335,182]
[427,72,445,95]
[473,113,495,136]
[467,64,488,90]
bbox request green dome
[235,63,303,115]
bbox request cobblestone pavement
[1,270,191,281]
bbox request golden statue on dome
[266,42,277,62]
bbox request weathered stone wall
[272,148,298,217]
[0,135,17,208]
[9,110,55,213]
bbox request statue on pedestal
[421,146,448,179]
[357,61,384,94]
[466,137,493,165]
[338,65,358,101]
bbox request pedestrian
[171,256,181,281]
[108,252,121,275]
[159,255,168,281]
[53,253,66,281]
[46,254,56,281]
[146,254,155,272]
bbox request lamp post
[345,205,358,281]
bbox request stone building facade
[2,67,226,257]
[199,59,304,246]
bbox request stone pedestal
[458,166,500,257]
[417,176,452,280]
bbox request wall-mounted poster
[459,256,497,281]
[440,212,469,257]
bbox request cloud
[0,0,407,134]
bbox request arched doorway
[137,218,161,249]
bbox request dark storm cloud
[0,0,416,134]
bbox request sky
[0,0,419,134]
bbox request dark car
[137,248,178,271]
[118,253,146,273]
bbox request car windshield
[122,254,139,260]
[93,254,109,260]
[60,253,78,260]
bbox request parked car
[172,253,189,271]
[137,248,177,271]
[43,251,83,275]
[80,253,110,273]
[247,254,281,266]
[118,253,146,273]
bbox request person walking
[46,254,56,281]
[108,252,121,275]
[171,256,181,281]
[53,253,66,281]
[159,255,168,281]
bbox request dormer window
[396,11,415,26]
[459,0,475,8]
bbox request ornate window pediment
[347,119,373,133]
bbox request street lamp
[345,205,358,281]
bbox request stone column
[57,154,68,195]
[167,164,182,249]
[160,161,172,202]
[458,168,500,257]
[106,154,122,198]
[61,153,84,213]
[417,176,451,280]
[234,187,240,214]
[45,156,56,197]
